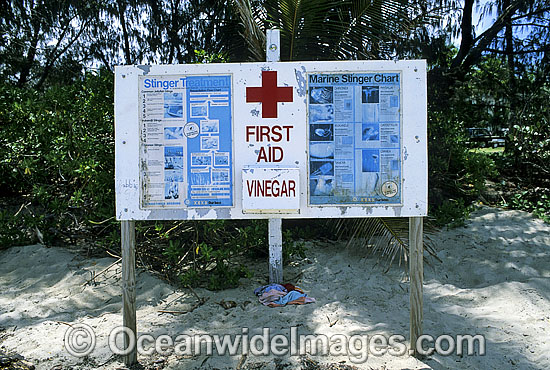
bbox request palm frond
[266,0,349,60]
[231,0,436,61]
[332,217,439,272]
[230,0,266,61]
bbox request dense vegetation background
[0,0,548,288]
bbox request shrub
[0,69,115,245]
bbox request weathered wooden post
[121,220,137,365]
[266,28,283,284]
[409,216,423,357]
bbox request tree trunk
[117,0,132,65]
[17,1,43,87]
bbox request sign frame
[115,60,427,221]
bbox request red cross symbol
[246,71,293,118]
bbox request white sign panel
[115,60,427,220]
[242,168,300,213]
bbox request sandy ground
[1,206,549,369]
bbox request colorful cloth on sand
[268,290,315,307]
[254,284,315,308]
[254,283,287,296]
[258,290,287,306]
[282,283,304,294]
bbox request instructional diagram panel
[139,74,233,208]
[307,72,402,205]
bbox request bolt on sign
[115,61,427,220]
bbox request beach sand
[1,206,549,369]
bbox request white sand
[1,206,549,369]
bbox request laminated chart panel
[307,72,402,206]
[138,75,233,208]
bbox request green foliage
[468,58,550,223]
[207,263,251,291]
[193,49,227,64]
[432,199,473,228]
[154,218,311,290]
[462,151,498,193]
[428,54,501,221]
[283,230,307,261]
[428,100,492,208]
[505,73,550,184]
[446,57,509,135]
[0,68,115,246]
[0,209,34,247]
[501,190,550,224]
[179,269,200,288]
[156,220,257,289]
[0,0,98,87]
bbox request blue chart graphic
[185,75,233,207]
[308,73,402,205]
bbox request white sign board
[242,167,300,213]
[115,60,427,220]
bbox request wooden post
[121,220,137,365]
[266,28,281,62]
[266,28,284,284]
[268,218,283,283]
[409,216,423,357]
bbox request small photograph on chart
[200,119,219,133]
[214,152,230,166]
[164,146,183,175]
[362,123,380,141]
[164,182,179,199]
[310,124,333,142]
[310,142,334,159]
[201,136,219,151]
[212,168,229,182]
[310,161,334,177]
[359,171,379,195]
[310,177,334,196]
[190,170,211,185]
[390,95,399,108]
[164,146,183,157]
[164,126,184,140]
[309,104,334,122]
[362,104,379,123]
[164,156,183,170]
[165,169,183,182]
[343,99,353,111]
[191,152,212,166]
[362,149,380,172]
[164,93,184,118]
[362,86,379,104]
[190,103,208,117]
[391,159,400,171]
[309,86,333,104]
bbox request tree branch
[35,18,90,89]
[450,0,474,70]
[459,1,522,72]
[510,7,550,21]
[17,0,43,87]
[485,45,550,55]
[116,0,132,65]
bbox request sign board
[242,167,300,213]
[115,61,427,220]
